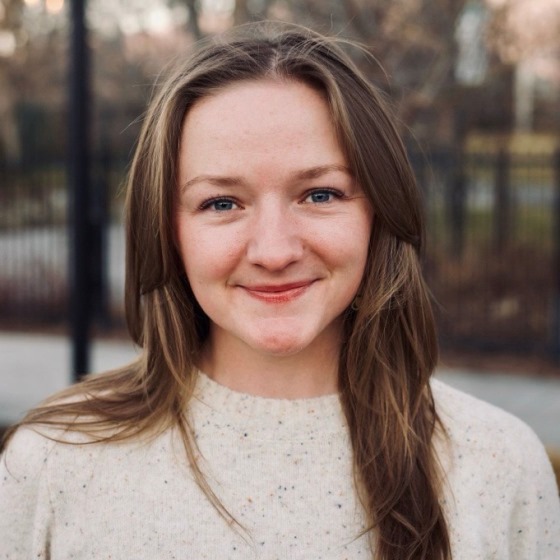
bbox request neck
[199,329,340,399]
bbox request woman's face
[175,79,372,360]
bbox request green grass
[426,205,554,251]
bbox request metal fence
[414,150,560,356]
[0,152,127,328]
[1,148,559,357]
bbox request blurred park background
[1,0,560,468]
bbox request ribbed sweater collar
[190,371,347,442]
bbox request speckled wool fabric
[1,374,559,559]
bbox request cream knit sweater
[1,374,559,559]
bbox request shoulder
[429,377,557,500]
[430,376,542,455]
[2,426,58,477]
[1,422,172,512]
[431,378,560,556]
[1,424,94,483]
[0,427,61,557]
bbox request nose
[246,203,304,271]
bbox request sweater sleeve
[0,427,55,559]
[507,423,560,559]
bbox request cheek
[326,215,371,268]
[176,220,244,284]
[335,218,372,295]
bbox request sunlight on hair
[0,30,16,57]
[45,0,64,13]
[201,0,235,15]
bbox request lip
[240,281,315,303]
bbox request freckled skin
[175,80,373,397]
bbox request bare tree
[183,0,202,40]
[227,0,470,144]
[0,0,25,159]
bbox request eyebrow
[180,164,352,191]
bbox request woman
[1,24,559,560]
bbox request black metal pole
[493,149,511,255]
[553,150,560,361]
[69,0,91,380]
[449,148,466,259]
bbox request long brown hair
[4,23,451,560]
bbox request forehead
[178,79,346,178]
[185,78,332,125]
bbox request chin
[249,333,311,357]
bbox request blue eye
[305,189,342,204]
[213,199,235,211]
[201,198,238,212]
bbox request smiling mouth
[241,281,315,303]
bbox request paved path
[1,332,559,449]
